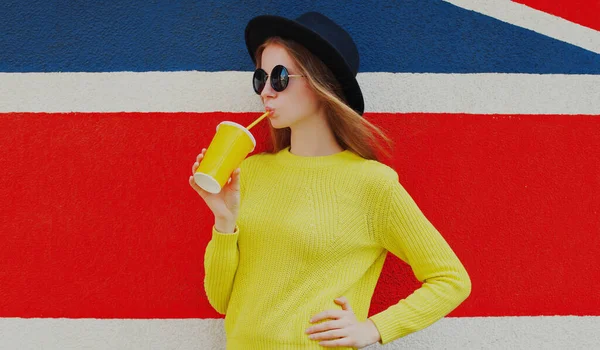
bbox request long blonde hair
[254,36,394,162]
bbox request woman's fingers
[193,150,207,173]
[189,175,199,190]
[224,168,240,187]
[192,149,237,191]
[189,149,208,197]
[189,175,207,198]
[195,148,207,161]
[230,168,241,190]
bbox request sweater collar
[275,146,357,169]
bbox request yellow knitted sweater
[203,146,471,349]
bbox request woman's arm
[202,156,255,315]
[368,174,472,345]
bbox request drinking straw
[246,111,270,130]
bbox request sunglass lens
[271,65,289,92]
[253,69,267,94]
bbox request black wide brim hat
[244,11,365,116]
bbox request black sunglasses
[253,65,305,94]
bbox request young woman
[189,12,471,349]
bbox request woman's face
[258,43,321,129]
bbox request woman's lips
[265,107,276,117]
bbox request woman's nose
[260,81,276,99]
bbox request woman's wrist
[366,319,382,344]
[214,217,236,234]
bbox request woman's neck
[288,112,344,157]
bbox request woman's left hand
[306,296,381,348]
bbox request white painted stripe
[443,0,600,54]
[362,72,600,114]
[0,316,598,349]
[0,71,599,114]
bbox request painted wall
[1,0,599,349]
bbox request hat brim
[245,15,365,115]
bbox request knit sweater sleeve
[203,225,240,315]
[368,171,472,345]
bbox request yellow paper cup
[194,121,256,194]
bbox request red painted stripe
[1,112,599,318]
[513,0,600,31]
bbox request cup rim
[217,121,256,151]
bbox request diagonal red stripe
[1,112,599,318]
[513,0,600,32]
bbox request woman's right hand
[189,148,241,224]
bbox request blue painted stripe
[1,0,599,73]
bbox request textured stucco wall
[1,0,599,349]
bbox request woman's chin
[268,118,287,129]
